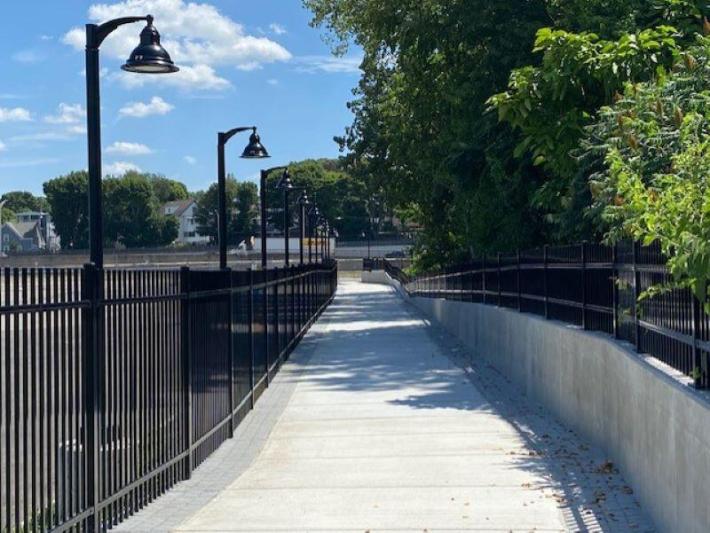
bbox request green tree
[104,173,178,247]
[585,36,710,307]
[149,175,189,204]
[0,191,50,214]
[195,177,259,245]
[43,171,89,249]
[263,159,375,240]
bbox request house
[1,211,60,253]
[162,199,210,245]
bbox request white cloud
[119,96,174,118]
[113,64,231,91]
[267,78,279,86]
[12,50,44,63]
[45,103,86,124]
[184,155,197,165]
[105,161,141,175]
[0,141,6,152]
[269,23,287,35]
[63,0,291,91]
[40,35,53,41]
[295,55,363,74]
[0,107,32,122]
[107,141,153,155]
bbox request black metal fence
[0,261,337,532]
[382,242,709,389]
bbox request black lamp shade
[279,171,294,191]
[122,16,179,74]
[241,131,270,159]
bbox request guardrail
[377,242,709,389]
[0,260,337,532]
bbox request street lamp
[361,229,371,259]
[217,127,270,269]
[276,170,294,266]
[85,15,178,268]
[298,191,311,265]
[308,204,321,264]
[260,166,288,269]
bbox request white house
[1,211,60,253]
[162,199,210,245]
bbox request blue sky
[0,0,360,195]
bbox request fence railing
[0,260,338,532]
[380,242,709,390]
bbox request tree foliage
[194,177,259,246]
[264,159,375,240]
[586,36,710,306]
[43,170,178,250]
[304,0,710,289]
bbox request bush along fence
[380,242,709,390]
[0,260,338,532]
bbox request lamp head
[122,16,179,74]
[278,169,294,191]
[299,191,311,207]
[241,128,270,159]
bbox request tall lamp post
[298,192,310,265]
[217,127,269,269]
[260,166,288,269]
[309,204,321,264]
[276,170,294,266]
[85,15,178,268]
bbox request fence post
[180,266,193,479]
[612,244,619,339]
[517,250,522,312]
[248,268,256,409]
[482,255,487,305]
[497,253,502,306]
[82,263,101,531]
[544,245,549,319]
[225,267,234,437]
[273,268,280,372]
[581,242,587,330]
[692,291,702,388]
[632,241,641,352]
[291,265,296,348]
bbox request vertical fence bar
[482,255,487,305]
[581,242,587,330]
[248,269,256,409]
[612,244,619,339]
[692,292,701,388]
[82,263,100,532]
[517,250,522,312]
[497,253,502,306]
[225,268,234,438]
[180,267,193,479]
[633,241,641,352]
[544,245,549,320]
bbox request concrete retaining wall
[376,274,710,533]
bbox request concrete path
[117,280,653,532]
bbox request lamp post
[309,204,321,264]
[277,171,294,266]
[298,192,310,265]
[260,166,288,269]
[85,15,178,268]
[217,127,269,269]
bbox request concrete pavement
[116,280,653,532]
